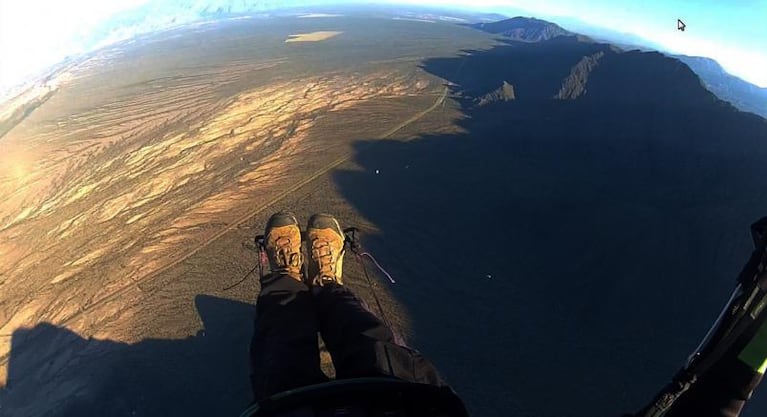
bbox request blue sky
[408,0,767,86]
[0,0,766,92]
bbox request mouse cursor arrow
[677,19,686,31]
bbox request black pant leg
[250,273,328,401]
[313,283,445,385]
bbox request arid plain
[0,14,494,416]
[3,10,767,417]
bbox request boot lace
[311,238,337,282]
[273,236,300,269]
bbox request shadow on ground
[0,295,254,417]
[2,37,767,417]
[333,39,767,417]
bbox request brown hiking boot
[264,212,303,280]
[306,213,346,286]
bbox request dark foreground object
[246,214,767,417]
[242,378,467,417]
[247,272,467,417]
[634,217,767,417]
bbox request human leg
[313,283,445,385]
[305,213,445,385]
[250,273,327,400]
[249,212,327,401]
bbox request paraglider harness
[231,227,468,417]
[635,217,767,417]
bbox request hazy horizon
[0,0,765,94]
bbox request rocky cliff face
[555,52,604,100]
[477,81,516,106]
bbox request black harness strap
[637,217,767,417]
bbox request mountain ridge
[471,16,574,42]
[442,33,722,112]
[472,16,765,118]
[674,54,767,118]
[477,81,516,106]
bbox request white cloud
[0,0,149,89]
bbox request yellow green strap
[739,318,767,374]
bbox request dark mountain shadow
[333,39,767,417]
[433,37,614,100]
[0,295,255,417]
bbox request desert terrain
[1,11,767,417]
